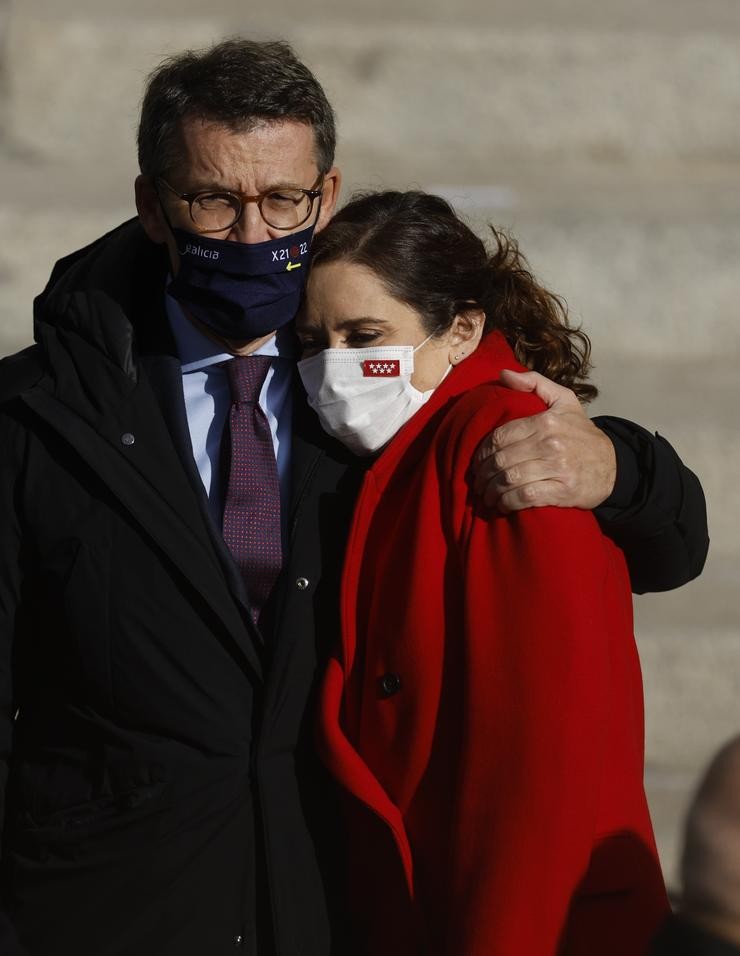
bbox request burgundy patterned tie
[222,355,282,622]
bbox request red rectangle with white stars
[361,360,401,377]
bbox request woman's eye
[346,331,382,346]
[298,338,321,356]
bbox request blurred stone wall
[1,0,739,890]
[0,1,10,143]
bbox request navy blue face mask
[167,221,316,340]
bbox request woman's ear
[448,309,485,366]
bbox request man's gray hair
[137,37,336,178]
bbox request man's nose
[226,201,272,244]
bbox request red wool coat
[318,332,669,956]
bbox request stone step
[592,357,737,560]
[639,620,740,770]
[643,617,740,890]
[645,766,697,892]
[596,359,739,891]
[16,0,740,32]
[629,554,737,882]
[5,12,740,174]
[466,186,740,364]
[594,359,736,805]
[0,203,135,358]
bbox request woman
[296,191,668,955]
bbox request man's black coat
[0,220,708,955]
[0,220,364,955]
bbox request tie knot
[226,355,273,405]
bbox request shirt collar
[165,281,298,373]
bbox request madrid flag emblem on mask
[362,360,401,377]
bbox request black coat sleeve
[0,409,30,955]
[591,416,709,595]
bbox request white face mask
[297,335,446,456]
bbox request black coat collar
[28,219,267,681]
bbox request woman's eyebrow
[336,317,390,329]
[295,317,391,336]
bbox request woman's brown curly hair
[311,190,597,402]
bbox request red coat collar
[368,330,525,489]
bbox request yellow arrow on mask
[286,261,302,272]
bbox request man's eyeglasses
[156,177,324,233]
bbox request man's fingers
[474,435,533,493]
[499,368,580,410]
[498,368,540,393]
[475,378,584,470]
[473,377,607,511]
[474,415,539,467]
[478,456,566,505]
[493,479,564,513]
[474,414,568,490]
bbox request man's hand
[474,369,617,513]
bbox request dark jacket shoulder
[594,415,709,592]
[37,217,152,305]
[0,345,45,406]
[32,218,174,388]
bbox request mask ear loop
[412,330,454,393]
[413,318,452,355]
[434,363,454,388]
[307,189,324,250]
[152,181,194,262]
[153,181,178,233]
[412,331,436,354]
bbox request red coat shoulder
[436,380,548,463]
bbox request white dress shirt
[165,290,295,532]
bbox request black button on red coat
[379,673,402,697]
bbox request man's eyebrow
[183,179,309,194]
[176,180,229,193]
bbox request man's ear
[135,175,169,244]
[314,166,342,233]
[448,309,485,366]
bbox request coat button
[296,577,310,590]
[121,432,136,446]
[379,673,402,698]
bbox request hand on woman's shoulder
[439,379,549,464]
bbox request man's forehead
[176,115,320,181]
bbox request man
[0,38,707,956]
[652,737,740,955]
